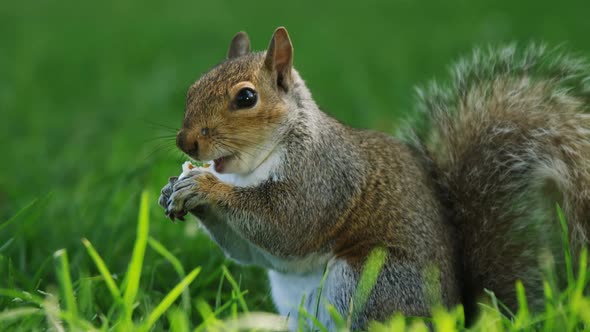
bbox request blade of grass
[195,298,222,332]
[0,198,38,233]
[191,289,250,332]
[379,313,406,332]
[53,249,78,325]
[484,289,515,319]
[168,307,190,332]
[139,267,201,331]
[513,280,529,329]
[543,280,555,332]
[573,248,588,303]
[325,303,348,332]
[215,271,225,311]
[212,290,249,317]
[556,204,574,287]
[432,306,459,332]
[221,266,249,313]
[298,308,328,332]
[77,272,93,322]
[147,237,185,277]
[31,255,53,291]
[0,238,14,253]
[7,257,15,290]
[314,261,331,320]
[0,307,41,322]
[81,238,122,303]
[352,247,387,321]
[123,190,151,320]
[230,290,238,318]
[147,237,190,313]
[578,298,590,325]
[298,293,306,329]
[476,303,509,329]
[57,311,100,332]
[568,248,588,331]
[0,288,44,306]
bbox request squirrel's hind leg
[271,257,435,331]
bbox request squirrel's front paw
[158,176,186,221]
[165,170,213,221]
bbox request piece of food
[179,161,211,179]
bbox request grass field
[2,0,590,330]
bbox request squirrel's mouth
[213,154,235,173]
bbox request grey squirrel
[157,27,590,330]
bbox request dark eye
[234,88,257,109]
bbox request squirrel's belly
[268,268,324,328]
[267,258,352,331]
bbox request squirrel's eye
[234,88,257,109]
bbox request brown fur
[410,44,590,316]
[161,30,590,329]
[332,129,462,309]
[165,28,462,328]
[177,52,288,169]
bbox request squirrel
[157,27,590,330]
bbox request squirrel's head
[177,27,296,174]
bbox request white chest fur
[211,147,282,187]
[268,269,324,324]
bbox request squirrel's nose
[189,141,199,156]
[176,130,199,158]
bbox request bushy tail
[408,44,590,317]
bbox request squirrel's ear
[227,31,250,59]
[264,27,293,91]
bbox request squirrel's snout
[176,130,199,158]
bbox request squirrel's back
[407,44,590,316]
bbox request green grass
[2,197,590,331]
[2,0,590,330]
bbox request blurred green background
[1,0,589,324]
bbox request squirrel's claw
[159,170,206,223]
[160,176,188,222]
[163,206,187,222]
[165,174,206,218]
